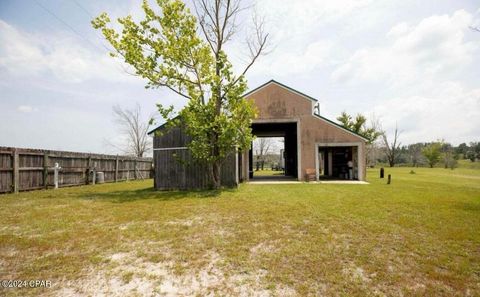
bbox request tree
[93,0,268,188]
[465,151,477,162]
[253,138,279,170]
[441,142,458,169]
[471,142,480,160]
[455,142,468,157]
[466,150,476,162]
[337,112,383,167]
[336,112,382,144]
[407,143,425,167]
[422,142,443,168]
[106,104,152,157]
[382,125,401,167]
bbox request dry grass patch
[1,166,480,296]
[54,248,276,297]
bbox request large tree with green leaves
[422,142,443,168]
[337,112,383,166]
[92,0,268,188]
[336,112,382,144]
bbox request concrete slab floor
[247,180,369,185]
[317,180,369,185]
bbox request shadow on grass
[456,201,480,212]
[80,187,237,203]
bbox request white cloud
[0,20,135,83]
[249,40,335,77]
[332,10,478,85]
[257,0,373,38]
[387,22,410,38]
[240,0,376,79]
[373,82,480,144]
[17,105,34,113]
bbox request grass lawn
[1,167,479,296]
[252,169,285,177]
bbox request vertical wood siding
[153,125,237,190]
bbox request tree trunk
[389,158,394,167]
[210,161,221,189]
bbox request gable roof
[149,80,368,142]
[243,79,318,102]
[313,114,368,141]
[244,80,367,141]
[148,115,180,135]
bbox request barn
[149,80,367,190]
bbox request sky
[0,0,479,155]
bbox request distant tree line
[372,141,480,169]
[337,111,479,169]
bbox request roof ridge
[243,80,318,102]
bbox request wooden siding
[0,147,153,194]
[153,125,237,190]
[153,125,191,148]
[154,149,236,190]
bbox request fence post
[13,149,19,194]
[92,161,97,185]
[43,152,49,189]
[126,160,130,182]
[134,159,138,180]
[54,163,61,189]
[115,155,119,182]
[86,156,91,185]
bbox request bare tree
[365,115,383,167]
[382,124,401,167]
[109,104,152,157]
[194,0,269,81]
[255,138,273,156]
[407,143,425,167]
[253,138,276,170]
[367,141,382,168]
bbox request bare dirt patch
[52,248,285,296]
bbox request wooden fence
[0,147,153,194]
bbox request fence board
[0,146,153,194]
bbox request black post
[86,156,92,185]
[387,174,391,184]
[380,167,384,178]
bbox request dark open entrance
[317,146,358,180]
[249,122,298,180]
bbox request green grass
[252,169,285,176]
[458,159,480,170]
[1,167,479,296]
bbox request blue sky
[0,0,479,154]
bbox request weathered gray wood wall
[153,125,237,190]
[0,147,153,194]
[154,149,236,190]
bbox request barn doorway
[249,122,298,180]
[316,144,360,180]
[251,136,285,179]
